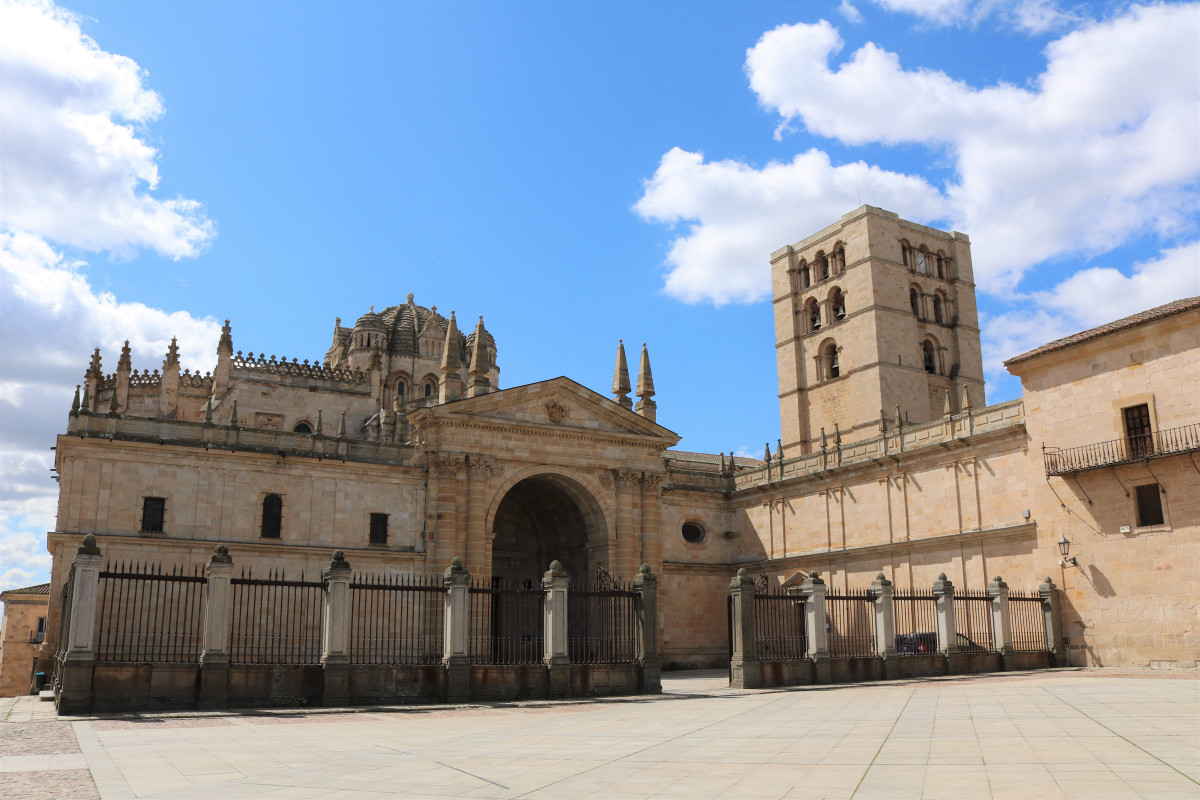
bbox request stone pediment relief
[413,377,680,445]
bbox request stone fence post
[199,544,233,709]
[932,573,959,671]
[799,571,830,683]
[987,575,1013,657]
[322,550,352,707]
[729,568,759,689]
[634,564,660,693]
[442,557,470,701]
[1038,577,1065,666]
[56,534,103,715]
[543,560,570,696]
[871,573,897,676]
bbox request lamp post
[1058,535,1077,567]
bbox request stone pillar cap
[209,543,233,564]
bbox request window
[395,383,405,403]
[832,290,846,321]
[923,341,937,374]
[833,246,846,274]
[910,288,921,317]
[681,522,705,543]
[369,513,388,545]
[33,616,46,644]
[917,249,928,274]
[1123,404,1154,458]
[798,263,811,289]
[141,497,165,532]
[933,295,944,324]
[806,298,821,332]
[261,494,282,539]
[293,422,313,434]
[1135,484,1165,527]
[820,341,840,380]
[816,255,829,282]
[936,253,946,279]
[425,381,436,398]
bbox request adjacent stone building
[0,583,49,696]
[30,205,1199,687]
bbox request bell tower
[772,206,986,456]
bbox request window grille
[369,513,388,545]
[141,497,165,532]
[261,495,282,539]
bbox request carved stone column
[321,550,352,707]
[871,572,897,678]
[933,572,960,674]
[542,560,570,696]
[199,544,233,710]
[799,572,830,684]
[988,575,1013,658]
[442,557,471,701]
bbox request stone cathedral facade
[40,205,1200,676]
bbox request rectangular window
[141,497,165,532]
[1123,403,1154,458]
[1135,484,1165,527]
[369,513,388,545]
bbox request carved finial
[938,572,947,581]
[612,340,632,410]
[440,311,461,371]
[79,384,90,413]
[329,549,349,570]
[961,383,972,411]
[635,343,655,399]
[165,336,180,367]
[210,543,232,564]
[228,399,238,426]
[78,533,100,555]
[117,340,131,372]
[639,563,651,575]
[369,305,374,313]
[820,427,827,449]
[834,422,841,445]
[315,409,323,434]
[877,573,886,581]
[896,405,903,429]
[445,556,467,576]
[468,315,490,390]
[406,293,414,303]
[86,347,103,378]
[764,443,772,463]
[338,410,346,437]
[71,385,80,414]
[944,389,953,416]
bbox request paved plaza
[1,669,1197,800]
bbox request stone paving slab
[0,669,1196,799]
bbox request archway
[490,475,606,586]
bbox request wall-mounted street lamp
[1058,535,1078,567]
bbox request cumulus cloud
[837,0,864,24]
[637,4,1199,305]
[981,241,1200,383]
[0,0,215,258]
[0,0,219,590]
[870,0,1078,31]
[0,233,222,590]
[635,148,945,305]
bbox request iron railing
[894,592,939,656]
[1044,422,1200,475]
[568,575,639,665]
[469,579,544,665]
[954,589,995,653]
[1009,591,1048,652]
[230,569,325,664]
[753,588,807,661]
[826,589,876,658]
[348,573,444,665]
[96,562,207,662]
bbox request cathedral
[39,205,1200,677]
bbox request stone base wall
[737,651,1057,690]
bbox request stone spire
[86,347,103,379]
[215,320,233,395]
[439,311,464,403]
[114,340,132,415]
[160,337,180,419]
[634,343,656,421]
[164,337,180,368]
[84,347,102,413]
[960,383,972,411]
[468,316,491,398]
[117,340,132,373]
[612,340,632,410]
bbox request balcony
[1044,422,1200,476]
[29,631,45,644]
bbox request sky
[1,0,1197,591]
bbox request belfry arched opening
[490,475,604,585]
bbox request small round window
[681,523,705,544]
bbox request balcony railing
[29,631,45,644]
[1044,422,1200,476]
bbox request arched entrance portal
[490,475,606,585]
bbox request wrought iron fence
[53,564,75,672]
[1009,590,1048,652]
[894,591,939,657]
[826,589,875,658]
[469,579,544,665]
[96,561,207,662]
[1043,422,1200,475]
[348,573,444,665]
[754,588,807,661]
[230,569,325,664]
[953,589,995,653]
[568,574,639,665]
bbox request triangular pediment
[411,377,679,445]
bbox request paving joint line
[1040,685,1199,787]
[848,686,917,799]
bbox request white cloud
[869,0,1078,31]
[0,0,215,258]
[837,0,864,24]
[981,241,1200,382]
[637,5,1199,305]
[0,232,222,589]
[634,148,945,305]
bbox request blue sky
[2,0,1198,590]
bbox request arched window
[923,341,937,374]
[933,295,944,324]
[798,263,811,289]
[293,422,312,434]
[819,340,840,380]
[827,344,840,379]
[806,298,821,332]
[833,245,846,273]
[425,381,436,398]
[816,254,829,282]
[900,240,911,268]
[395,382,405,403]
[916,248,929,275]
[935,252,946,279]
[261,494,282,539]
[910,288,921,318]
[831,289,846,321]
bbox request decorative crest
[545,399,569,424]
